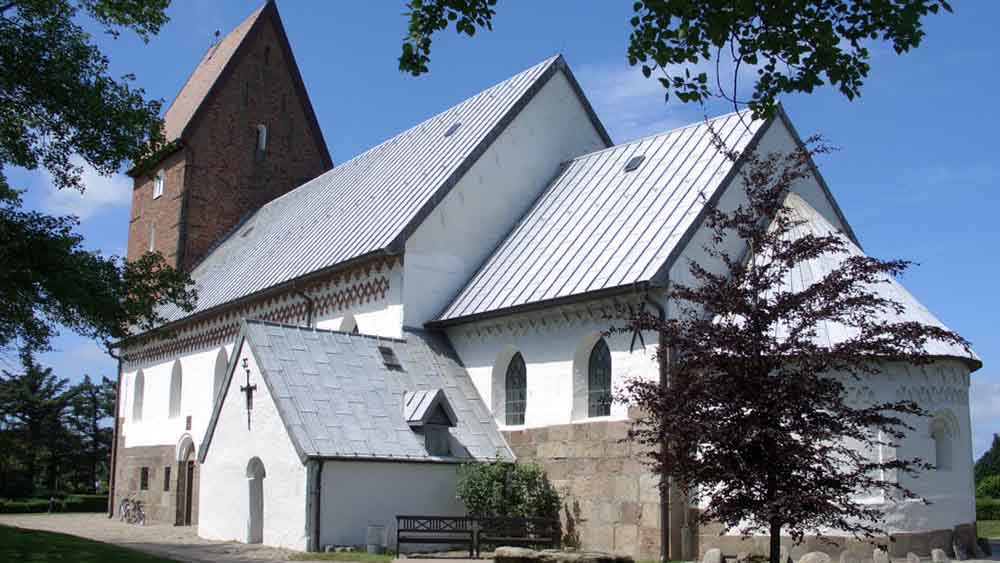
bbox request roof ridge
[564,108,755,164]
[242,318,408,342]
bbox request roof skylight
[624,155,646,172]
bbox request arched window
[213,348,229,402]
[504,353,527,426]
[153,170,164,199]
[132,370,145,422]
[930,411,957,471]
[588,339,612,417]
[168,361,183,419]
[255,124,267,160]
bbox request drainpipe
[294,288,315,328]
[309,459,323,552]
[108,358,123,518]
[644,292,672,563]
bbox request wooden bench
[474,516,561,557]
[396,516,477,557]
[396,515,561,558]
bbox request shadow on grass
[0,524,178,562]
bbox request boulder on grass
[931,548,949,563]
[800,552,831,563]
[494,546,633,563]
[874,548,890,563]
[703,548,723,563]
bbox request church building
[110,1,981,559]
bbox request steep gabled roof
[159,55,608,324]
[198,320,514,464]
[774,193,979,369]
[160,0,330,168]
[436,110,767,324]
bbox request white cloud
[575,57,758,143]
[970,373,1000,460]
[41,157,131,220]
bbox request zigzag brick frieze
[122,257,397,371]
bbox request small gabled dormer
[403,389,457,457]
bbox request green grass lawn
[0,524,176,562]
[979,519,1000,539]
[289,551,394,562]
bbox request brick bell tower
[126,0,332,272]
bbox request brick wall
[126,11,330,271]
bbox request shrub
[0,495,107,514]
[976,497,1000,521]
[457,461,559,519]
[977,475,1000,499]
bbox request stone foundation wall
[113,441,201,526]
[504,418,678,560]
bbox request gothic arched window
[255,124,267,160]
[588,339,612,417]
[213,348,229,403]
[504,352,527,426]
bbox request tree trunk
[769,519,782,563]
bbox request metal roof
[161,55,595,323]
[775,193,979,367]
[437,111,766,323]
[199,320,514,464]
[403,389,457,427]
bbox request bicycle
[118,495,146,526]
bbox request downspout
[108,358,123,518]
[309,459,323,551]
[644,292,672,563]
[295,287,315,328]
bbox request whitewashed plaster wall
[119,343,235,451]
[315,261,404,338]
[319,461,465,549]
[198,342,309,550]
[446,307,659,430]
[403,70,609,327]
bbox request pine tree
[975,434,1000,485]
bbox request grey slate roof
[437,111,766,323]
[199,320,514,464]
[776,193,979,367]
[160,55,609,324]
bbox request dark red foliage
[616,130,970,563]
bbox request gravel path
[0,513,295,562]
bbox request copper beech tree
[616,133,970,563]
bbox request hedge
[0,495,107,514]
[977,497,1000,521]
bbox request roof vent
[444,122,462,138]
[378,346,403,370]
[624,155,646,172]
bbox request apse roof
[437,110,766,323]
[774,193,979,367]
[199,320,514,464]
[159,55,607,325]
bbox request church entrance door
[174,434,197,526]
[183,461,194,525]
[246,457,266,544]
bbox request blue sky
[7,1,998,457]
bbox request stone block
[493,546,633,563]
[907,552,920,563]
[611,476,638,501]
[800,552,832,563]
[596,501,621,524]
[638,526,661,561]
[703,547,723,563]
[638,473,660,503]
[931,548,949,563]
[582,525,614,552]
[621,501,641,525]
[614,525,639,554]
[839,550,860,563]
[874,548,890,563]
[549,424,572,443]
[638,503,659,528]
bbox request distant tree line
[0,354,115,499]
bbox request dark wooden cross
[240,358,257,431]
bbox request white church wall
[198,342,309,551]
[403,70,610,327]
[447,309,659,430]
[119,344,235,451]
[314,259,405,338]
[318,460,465,549]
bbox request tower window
[264,45,271,66]
[153,170,164,199]
[148,223,155,252]
[255,124,267,160]
[139,467,149,491]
